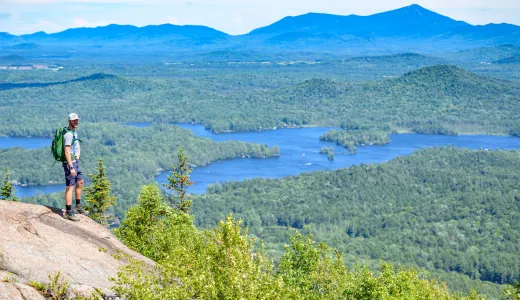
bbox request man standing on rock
[63,113,87,221]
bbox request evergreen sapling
[0,170,17,201]
[85,160,117,227]
[164,147,193,213]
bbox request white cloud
[73,18,90,27]
[166,16,180,24]
[72,18,116,28]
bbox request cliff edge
[0,200,154,299]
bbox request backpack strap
[63,128,80,161]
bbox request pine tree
[163,147,193,213]
[0,170,17,201]
[84,160,117,227]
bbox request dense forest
[0,122,279,216]
[1,65,519,138]
[2,49,520,298]
[192,148,520,296]
[103,182,491,299]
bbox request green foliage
[112,205,481,299]
[113,151,280,298]
[3,63,520,220]
[84,159,117,227]
[113,210,281,298]
[112,149,482,299]
[503,282,520,300]
[113,184,173,259]
[278,233,352,298]
[164,147,193,213]
[277,232,483,299]
[1,272,18,283]
[47,271,70,300]
[29,273,102,300]
[1,65,519,137]
[28,271,70,300]
[194,148,520,296]
[3,58,520,299]
[398,120,459,135]
[28,280,47,292]
[202,215,281,299]
[0,170,17,201]
[320,130,391,153]
[319,146,335,160]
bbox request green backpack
[51,127,80,163]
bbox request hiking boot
[64,210,80,222]
[74,203,89,216]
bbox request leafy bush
[112,183,482,299]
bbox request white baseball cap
[68,113,79,121]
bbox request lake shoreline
[6,125,520,198]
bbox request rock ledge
[0,200,153,298]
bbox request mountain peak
[406,4,434,16]
[406,4,428,10]
[375,3,457,21]
[401,3,429,12]
[248,3,469,37]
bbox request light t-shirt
[63,130,79,160]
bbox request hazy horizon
[1,0,519,36]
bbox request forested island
[320,130,391,153]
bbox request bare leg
[65,186,74,207]
[76,180,84,202]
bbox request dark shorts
[63,160,83,187]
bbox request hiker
[63,113,87,221]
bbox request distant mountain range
[250,4,469,37]
[0,4,519,54]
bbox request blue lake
[8,124,520,197]
[0,137,51,149]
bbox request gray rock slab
[0,282,45,300]
[0,200,154,291]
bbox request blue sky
[1,0,519,35]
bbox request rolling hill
[496,55,520,64]
[1,64,518,136]
[0,54,28,65]
[3,43,42,50]
[446,44,520,63]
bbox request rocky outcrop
[0,281,45,300]
[0,200,154,298]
